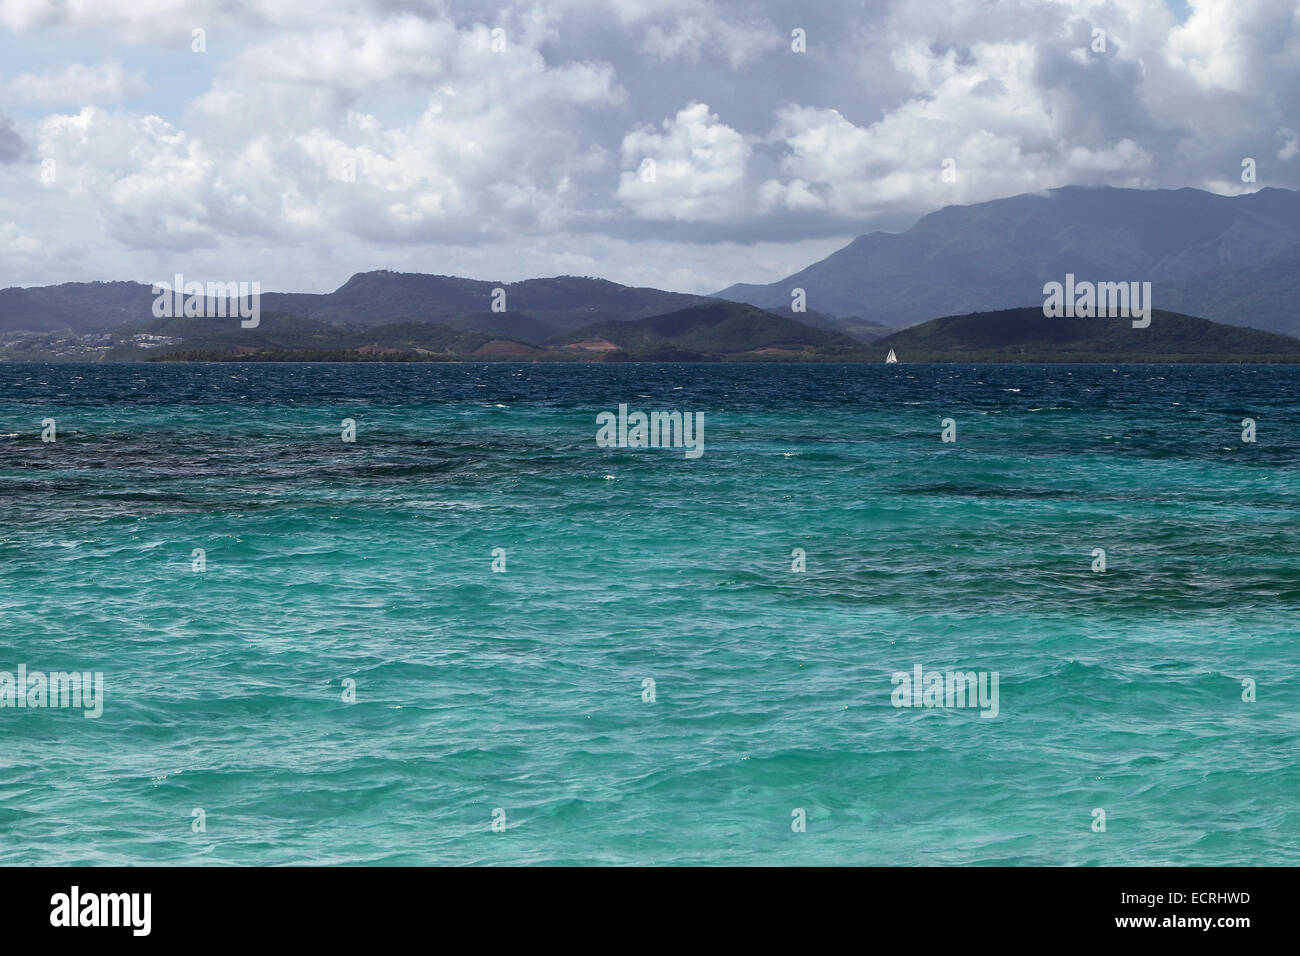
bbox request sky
[0,0,1297,294]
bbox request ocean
[1,361,1297,865]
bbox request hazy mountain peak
[713,185,1300,335]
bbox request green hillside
[108,313,521,361]
[874,307,1300,362]
[548,301,872,360]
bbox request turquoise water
[1,362,1297,865]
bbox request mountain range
[2,184,1298,360]
[715,185,1300,336]
[0,270,893,355]
[10,302,1281,364]
[0,273,705,337]
[80,301,874,363]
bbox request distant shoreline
[146,349,1300,364]
[6,355,1300,366]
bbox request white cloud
[0,219,43,257]
[758,37,1156,219]
[36,107,221,250]
[1166,0,1298,92]
[3,61,146,106]
[14,11,626,255]
[617,102,750,221]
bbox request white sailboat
[885,348,898,364]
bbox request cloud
[597,0,781,68]
[617,102,751,221]
[747,33,1158,222]
[0,219,43,260]
[0,0,326,39]
[3,60,147,107]
[1166,0,1299,92]
[0,112,25,162]
[1279,128,1300,160]
[20,11,626,253]
[35,107,222,250]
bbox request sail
[885,348,898,363]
